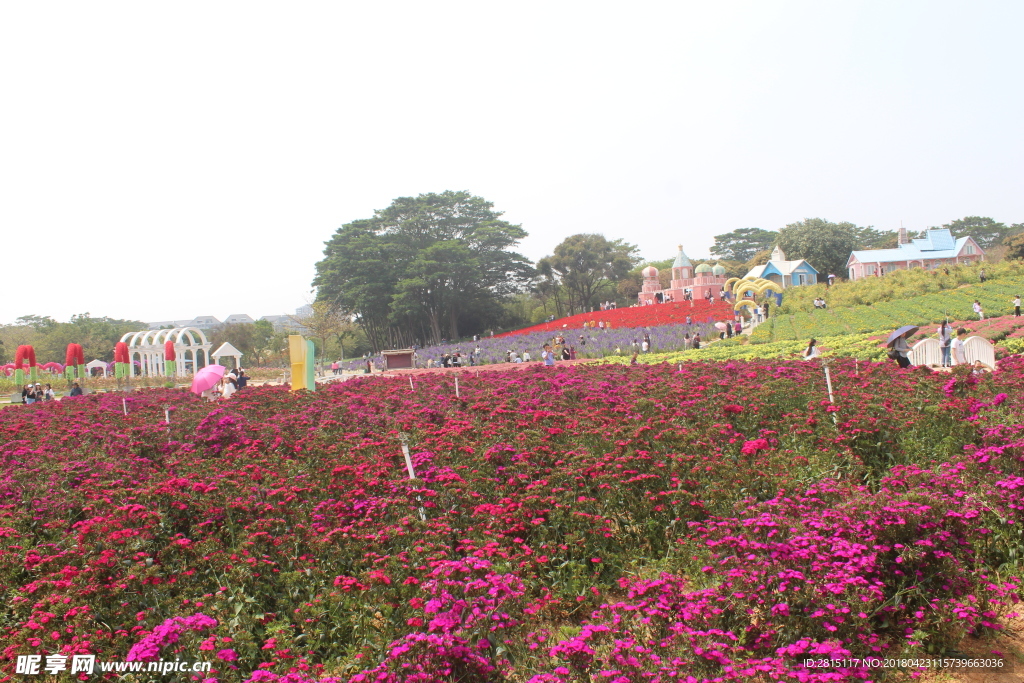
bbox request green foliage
[776,218,861,281]
[710,227,776,262]
[1003,231,1024,261]
[313,191,532,349]
[942,216,1020,249]
[541,234,639,315]
[0,313,145,364]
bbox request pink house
[637,245,727,305]
[847,228,983,281]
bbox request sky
[2,1,1021,324]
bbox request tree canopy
[538,234,639,316]
[776,218,860,279]
[942,216,1019,249]
[313,191,532,349]
[710,228,776,262]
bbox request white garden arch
[120,327,213,378]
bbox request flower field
[756,279,1024,344]
[494,300,734,339]
[2,359,1024,682]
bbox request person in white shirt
[1013,296,1021,317]
[522,350,531,362]
[973,300,984,320]
[803,339,820,359]
[221,376,237,399]
[951,328,968,365]
[541,344,555,366]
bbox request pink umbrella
[191,364,226,395]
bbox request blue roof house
[846,228,983,281]
[744,246,819,288]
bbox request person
[236,368,249,389]
[69,382,83,397]
[221,375,237,399]
[980,268,987,283]
[726,321,733,338]
[685,315,692,325]
[937,321,952,367]
[764,300,771,318]
[542,344,556,366]
[692,333,701,350]
[22,384,33,404]
[513,354,522,363]
[1013,295,1021,317]
[972,360,990,376]
[561,346,571,361]
[951,328,968,365]
[754,306,762,323]
[973,300,984,320]
[892,330,912,368]
[523,350,531,362]
[630,352,639,366]
[43,384,55,401]
[331,360,338,375]
[569,345,577,360]
[803,338,820,359]
[641,339,649,353]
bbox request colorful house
[743,246,818,289]
[846,228,983,281]
[637,245,728,305]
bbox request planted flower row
[0,358,1021,682]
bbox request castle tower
[671,245,693,288]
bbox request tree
[544,234,640,315]
[249,320,278,367]
[313,191,532,348]
[1003,232,1024,261]
[850,226,898,250]
[776,218,860,280]
[710,228,777,262]
[292,301,349,364]
[942,216,1014,250]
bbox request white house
[744,246,819,289]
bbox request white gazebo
[212,342,243,370]
[86,359,108,378]
[119,327,213,378]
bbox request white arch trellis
[119,327,213,378]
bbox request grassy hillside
[777,260,1024,314]
[758,275,1023,343]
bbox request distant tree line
[311,191,1024,350]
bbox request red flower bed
[1,359,1022,682]
[496,300,734,338]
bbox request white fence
[908,336,994,367]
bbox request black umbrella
[886,325,919,347]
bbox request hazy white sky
[2,1,1021,324]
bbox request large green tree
[710,228,777,262]
[942,216,1017,250]
[850,226,898,250]
[540,234,639,315]
[776,218,860,280]
[313,191,532,349]
[1003,232,1024,261]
